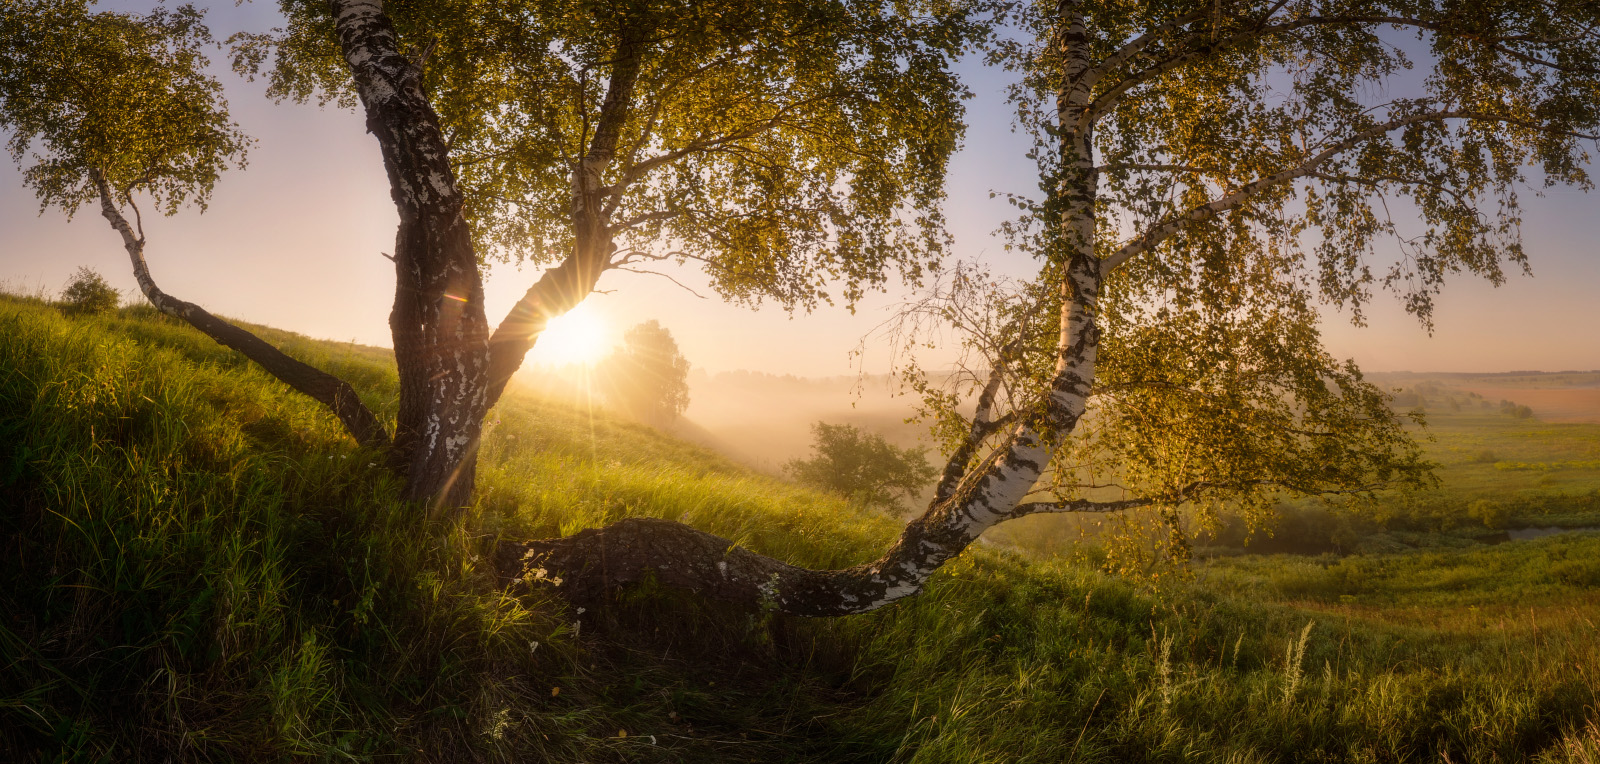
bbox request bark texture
[331,0,492,509]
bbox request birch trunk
[332,0,491,510]
[498,6,1105,617]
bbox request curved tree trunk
[92,173,391,449]
[497,4,1107,616]
[498,261,1099,615]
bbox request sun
[531,302,611,366]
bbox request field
[3,294,1600,763]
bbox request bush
[1499,400,1534,419]
[785,422,937,516]
[1468,499,1511,530]
[1550,558,1600,587]
[60,266,120,315]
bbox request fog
[515,364,938,476]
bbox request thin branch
[612,90,854,190]
[1101,109,1563,272]
[1078,8,1209,95]
[1011,496,1155,516]
[612,266,709,299]
[609,208,681,233]
[90,170,390,448]
[1096,162,1228,175]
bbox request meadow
[2,293,1599,763]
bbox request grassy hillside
[3,294,1599,763]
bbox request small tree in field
[59,266,118,315]
[596,320,690,427]
[786,422,938,516]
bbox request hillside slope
[2,295,1598,763]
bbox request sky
[2,2,1598,378]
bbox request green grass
[4,292,1600,763]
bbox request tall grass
[2,292,1598,762]
[0,296,599,760]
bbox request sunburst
[531,302,610,365]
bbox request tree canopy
[0,1,248,217]
[241,0,979,309]
[882,0,1600,563]
[3,0,1598,617]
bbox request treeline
[1389,381,1534,418]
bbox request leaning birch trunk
[91,171,391,448]
[497,268,1100,615]
[498,8,1105,617]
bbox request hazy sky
[2,2,1598,377]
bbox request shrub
[1550,559,1600,587]
[1499,400,1534,419]
[60,266,120,315]
[785,422,937,516]
[1468,499,1511,530]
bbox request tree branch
[1011,496,1154,516]
[92,171,390,448]
[484,253,606,407]
[611,90,851,191]
[1100,108,1555,272]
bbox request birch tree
[1,0,976,510]
[504,0,1600,615]
[5,0,1599,618]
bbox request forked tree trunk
[332,0,492,510]
[332,1,643,506]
